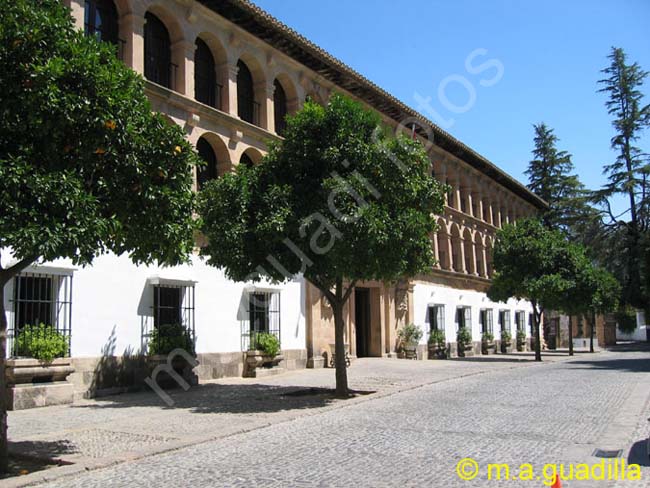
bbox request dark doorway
[355,288,371,358]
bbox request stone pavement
[6,347,650,487]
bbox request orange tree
[488,219,588,361]
[198,94,445,397]
[0,0,198,471]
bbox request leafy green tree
[198,94,445,396]
[488,219,583,361]
[525,123,591,236]
[0,0,198,471]
[586,267,620,353]
[559,252,619,356]
[594,47,650,308]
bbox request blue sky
[253,0,649,211]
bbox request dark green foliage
[615,307,637,334]
[147,324,195,356]
[252,332,281,357]
[198,94,445,287]
[198,94,446,394]
[593,47,650,309]
[0,1,198,471]
[428,329,446,348]
[488,219,578,310]
[397,323,423,346]
[488,219,589,360]
[14,324,69,362]
[481,332,494,343]
[500,330,512,343]
[0,0,198,267]
[526,123,590,235]
[456,327,472,348]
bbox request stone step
[245,367,287,379]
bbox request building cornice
[198,0,548,210]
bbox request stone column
[480,245,488,277]
[120,12,145,74]
[262,81,275,133]
[432,232,440,269]
[452,171,462,211]
[470,240,478,276]
[171,40,194,96]
[458,236,467,274]
[220,62,239,117]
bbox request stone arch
[238,147,264,167]
[195,131,231,179]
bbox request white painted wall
[1,251,305,358]
[412,282,534,344]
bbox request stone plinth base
[7,381,75,410]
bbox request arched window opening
[144,12,173,89]
[273,79,288,135]
[237,60,258,125]
[196,138,217,190]
[84,0,119,51]
[195,39,218,109]
[240,153,255,168]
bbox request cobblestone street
[8,346,650,487]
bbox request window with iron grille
[195,38,219,109]
[480,309,493,334]
[237,60,258,125]
[499,309,511,332]
[515,310,526,332]
[84,0,118,45]
[273,79,288,135]
[241,291,280,351]
[146,281,196,353]
[455,306,471,330]
[144,12,173,89]
[9,272,73,357]
[427,304,444,332]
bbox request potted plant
[500,330,512,353]
[456,327,473,357]
[147,323,197,386]
[516,329,527,351]
[397,323,423,359]
[6,323,75,409]
[245,332,283,375]
[428,329,447,359]
[481,331,495,354]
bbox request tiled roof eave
[198,0,548,210]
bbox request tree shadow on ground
[8,439,77,461]
[68,383,371,414]
[450,351,570,363]
[566,357,650,373]
[628,438,650,466]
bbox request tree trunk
[0,255,34,473]
[590,310,596,353]
[532,302,542,362]
[332,299,349,397]
[568,315,574,356]
[0,280,8,473]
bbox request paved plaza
[6,346,650,487]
